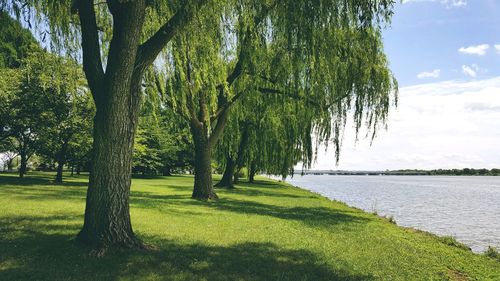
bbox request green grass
[0,172,498,281]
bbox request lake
[286,175,500,253]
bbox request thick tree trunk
[191,125,218,199]
[19,151,27,178]
[215,155,236,188]
[76,1,147,253]
[76,95,143,252]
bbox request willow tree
[215,90,317,187]
[2,0,210,253]
[158,0,397,199]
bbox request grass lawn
[0,172,498,280]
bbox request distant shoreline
[296,168,500,176]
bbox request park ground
[0,172,499,281]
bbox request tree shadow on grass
[0,174,88,187]
[130,190,368,230]
[0,215,374,281]
[0,184,86,202]
[222,185,317,199]
[209,198,368,229]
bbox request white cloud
[417,69,440,79]
[462,64,479,77]
[450,0,466,6]
[311,77,500,170]
[458,44,490,56]
[403,0,466,7]
[495,44,500,54]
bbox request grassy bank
[0,173,498,280]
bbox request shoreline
[282,176,500,254]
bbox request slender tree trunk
[215,155,236,188]
[191,125,218,199]
[249,162,257,183]
[162,166,172,176]
[7,159,14,171]
[76,164,81,175]
[55,143,68,183]
[233,169,240,184]
[55,161,64,183]
[19,150,27,178]
[224,123,250,186]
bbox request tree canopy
[154,0,397,197]
[0,0,398,253]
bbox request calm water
[286,175,500,252]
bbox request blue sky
[384,0,500,86]
[314,0,500,170]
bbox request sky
[313,0,500,170]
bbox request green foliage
[0,50,93,175]
[158,0,398,176]
[437,236,472,251]
[133,107,193,176]
[0,11,39,68]
[484,246,500,261]
[0,172,499,280]
[3,0,398,178]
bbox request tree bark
[55,160,64,183]
[191,124,218,199]
[249,162,257,183]
[75,0,147,253]
[218,123,250,186]
[19,150,27,178]
[55,143,68,183]
[233,169,240,184]
[70,0,206,254]
[215,154,236,188]
[76,90,143,251]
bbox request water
[286,175,500,253]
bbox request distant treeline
[395,168,500,176]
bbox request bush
[484,246,499,261]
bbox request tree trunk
[191,125,218,199]
[55,143,67,183]
[215,154,236,188]
[162,166,172,176]
[249,162,257,183]
[7,159,14,171]
[76,95,143,251]
[228,123,250,186]
[76,1,147,253]
[76,164,81,175]
[19,151,27,178]
[55,160,64,183]
[71,166,74,176]
[233,169,240,184]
